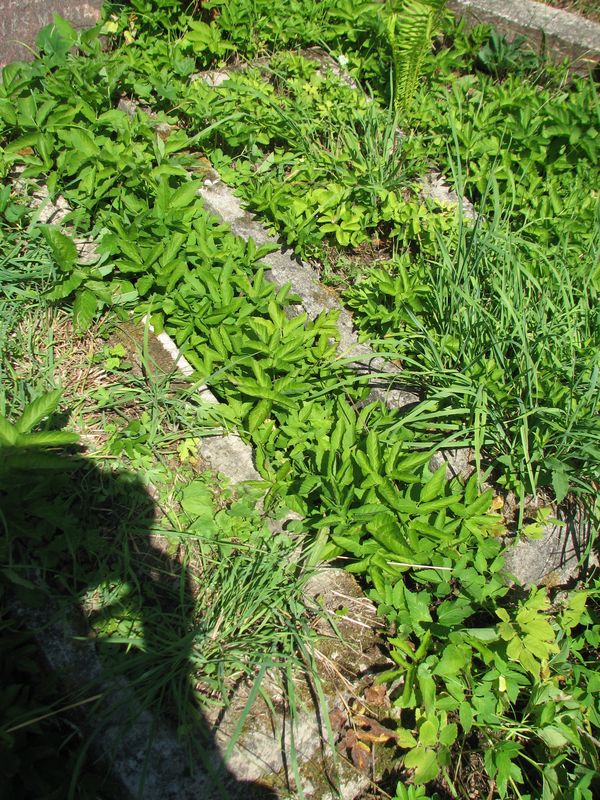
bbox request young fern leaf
[387,0,447,115]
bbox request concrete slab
[448,0,600,74]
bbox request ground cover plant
[1,1,599,798]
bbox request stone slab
[448,0,600,74]
[13,595,279,800]
[504,500,598,587]
[0,1,103,66]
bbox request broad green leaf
[395,728,417,748]
[403,745,439,784]
[73,289,97,334]
[366,430,380,471]
[45,269,85,300]
[551,468,570,504]
[377,480,420,513]
[465,627,499,642]
[420,463,447,503]
[392,450,434,474]
[436,598,474,627]
[418,494,463,513]
[459,488,494,518]
[16,389,62,434]
[0,416,18,446]
[537,726,569,750]
[248,399,272,433]
[433,644,469,677]
[417,666,436,712]
[418,718,438,747]
[439,722,457,747]
[65,128,100,159]
[561,590,588,633]
[170,180,202,210]
[367,513,410,557]
[180,481,214,517]
[42,226,78,271]
[459,701,473,733]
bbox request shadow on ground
[1,450,279,799]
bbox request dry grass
[542,0,600,22]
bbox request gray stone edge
[448,0,600,72]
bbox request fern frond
[386,0,447,115]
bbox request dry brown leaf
[364,683,390,708]
[329,707,348,733]
[344,729,357,746]
[352,713,397,743]
[350,740,371,771]
[355,728,394,745]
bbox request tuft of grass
[349,178,600,504]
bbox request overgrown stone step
[12,175,381,800]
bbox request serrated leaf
[561,591,588,633]
[538,726,569,750]
[396,728,417,748]
[180,481,214,517]
[460,488,494,518]
[73,289,97,334]
[459,701,473,733]
[65,128,100,159]
[15,389,62,434]
[433,644,469,677]
[419,718,438,747]
[247,399,271,433]
[393,450,434,474]
[367,513,409,557]
[439,722,457,747]
[551,468,570,505]
[45,269,85,300]
[170,180,202,210]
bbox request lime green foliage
[179,54,444,259]
[417,72,599,254]
[394,785,440,800]
[385,1,447,114]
